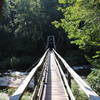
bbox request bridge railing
[53,49,100,100]
[54,53,75,100]
[9,49,49,100]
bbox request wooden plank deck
[44,52,68,100]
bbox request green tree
[1,0,67,70]
[87,70,100,96]
[53,0,100,95]
[53,0,100,67]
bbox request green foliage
[53,0,100,67]
[87,70,100,95]
[21,91,31,100]
[0,0,87,71]
[58,0,67,4]
[0,88,16,95]
[0,0,61,70]
[93,51,100,58]
[53,0,100,95]
[0,88,31,100]
[53,0,100,50]
[72,80,88,100]
[85,55,100,68]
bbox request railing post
[33,71,40,100]
[68,72,71,88]
[67,71,71,100]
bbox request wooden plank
[53,49,100,100]
[9,49,48,100]
[44,52,68,100]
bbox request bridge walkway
[9,49,100,100]
[44,52,68,100]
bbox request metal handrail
[53,49,100,100]
[9,49,49,100]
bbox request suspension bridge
[9,36,100,100]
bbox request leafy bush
[87,70,100,96]
[0,88,31,100]
[71,80,88,100]
[21,92,31,100]
[0,88,16,96]
[85,55,100,69]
